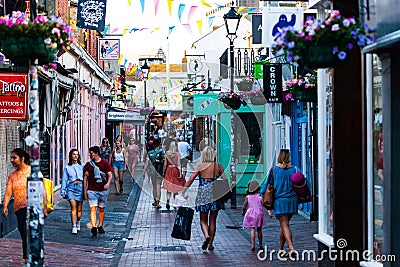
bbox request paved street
[0,162,318,267]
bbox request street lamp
[141,60,150,141]
[141,60,150,108]
[224,6,241,209]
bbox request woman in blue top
[260,149,298,255]
[61,149,84,235]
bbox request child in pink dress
[242,180,272,251]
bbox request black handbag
[212,162,232,203]
[171,206,194,240]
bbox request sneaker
[76,221,81,232]
[98,226,105,234]
[91,227,97,237]
[71,225,78,235]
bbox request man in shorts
[83,146,113,237]
[178,135,192,178]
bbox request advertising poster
[0,73,29,120]
[98,38,120,60]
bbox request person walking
[83,146,113,237]
[182,146,226,251]
[260,148,298,256]
[242,180,271,251]
[110,141,127,195]
[99,138,112,162]
[126,138,140,182]
[142,139,164,209]
[177,135,192,178]
[2,148,48,266]
[162,141,185,210]
[61,149,84,235]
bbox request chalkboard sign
[40,132,51,179]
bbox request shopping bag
[43,178,54,213]
[171,206,194,240]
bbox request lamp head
[141,60,150,80]
[223,7,242,37]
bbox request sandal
[202,236,211,250]
[208,245,214,251]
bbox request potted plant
[140,107,154,115]
[235,76,255,92]
[272,10,374,68]
[0,11,74,65]
[283,72,317,102]
[245,87,266,105]
[218,92,247,110]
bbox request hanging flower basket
[272,10,374,68]
[283,72,317,102]
[302,42,340,69]
[293,88,317,102]
[236,80,253,91]
[249,95,266,105]
[0,11,74,66]
[218,92,247,110]
[2,35,56,65]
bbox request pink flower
[305,35,312,41]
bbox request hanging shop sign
[77,0,107,31]
[262,7,303,48]
[0,73,29,120]
[98,38,120,60]
[263,64,283,103]
[107,112,145,122]
[194,94,218,115]
[252,14,262,44]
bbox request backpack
[148,148,164,176]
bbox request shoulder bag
[262,167,275,210]
[212,162,232,203]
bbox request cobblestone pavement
[0,160,318,267]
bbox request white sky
[105,0,231,63]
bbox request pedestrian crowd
[2,128,306,265]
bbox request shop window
[372,54,384,259]
[236,112,263,164]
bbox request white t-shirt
[178,141,191,158]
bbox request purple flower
[288,41,295,49]
[332,46,339,54]
[347,43,354,50]
[337,51,347,60]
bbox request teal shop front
[218,100,267,195]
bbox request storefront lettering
[0,81,27,97]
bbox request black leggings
[15,207,28,259]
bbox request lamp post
[224,6,241,209]
[141,60,150,140]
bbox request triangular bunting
[178,3,186,22]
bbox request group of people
[142,131,192,210]
[3,139,300,263]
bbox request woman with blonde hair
[182,146,228,251]
[260,148,299,256]
[162,142,185,210]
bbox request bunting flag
[196,19,203,33]
[151,27,160,33]
[188,6,198,22]
[178,3,186,22]
[182,24,192,35]
[207,16,215,28]
[128,65,137,75]
[118,54,123,65]
[122,58,128,67]
[154,0,160,16]
[200,0,211,8]
[168,26,175,35]
[122,28,128,36]
[129,28,139,33]
[111,27,119,34]
[248,7,257,14]
[140,0,145,14]
[103,25,109,35]
[167,0,174,16]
